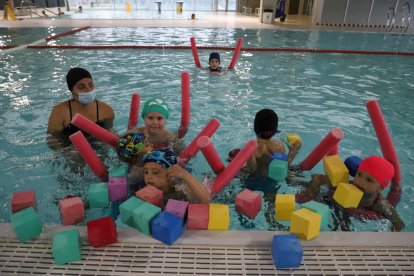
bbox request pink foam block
[187,204,209,230]
[135,185,163,207]
[59,197,84,226]
[11,191,37,214]
[108,177,127,202]
[235,189,262,219]
[165,199,189,221]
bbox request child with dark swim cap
[298,155,405,231]
[230,109,301,177]
[142,149,210,205]
[208,52,222,73]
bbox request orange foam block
[59,197,84,226]
[11,191,37,214]
[135,185,163,207]
[235,189,262,219]
[187,204,209,230]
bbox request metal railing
[386,1,411,33]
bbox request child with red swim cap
[299,155,405,231]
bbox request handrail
[386,6,396,32]
[401,2,411,33]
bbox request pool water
[0,27,413,232]
[0,27,72,46]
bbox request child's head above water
[141,98,169,136]
[209,52,221,71]
[141,98,169,119]
[354,155,395,193]
[254,109,280,139]
[142,149,177,192]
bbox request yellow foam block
[323,155,349,187]
[287,133,302,145]
[333,182,363,208]
[275,194,296,221]
[208,204,230,230]
[290,208,321,241]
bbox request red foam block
[59,197,84,226]
[87,216,118,247]
[187,204,209,230]
[235,189,262,219]
[135,185,163,207]
[11,191,37,214]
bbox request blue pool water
[0,27,413,232]
[0,27,72,46]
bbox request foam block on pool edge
[333,182,363,208]
[52,229,82,265]
[208,204,230,230]
[88,182,109,208]
[235,189,261,219]
[151,211,183,246]
[108,176,128,202]
[323,155,349,187]
[119,196,145,227]
[271,234,303,269]
[275,194,295,221]
[59,197,84,226]
[165,199,189,222]
[132,201,161,235]
[135,185,163,207]
[290,208,321,241]
[187,204,209,230]
[11,191,37,214]
[344,156,362,177]
[87,216,118,247]
[109,165,127,177]
[10,207,42,242]
[300,200,329,230]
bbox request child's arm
[371,197,405,231]
[297,174,330,203]
[167,165,211,204]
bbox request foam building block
[119,196,145,227]
[52,229,82,265]
[108,176,128,202]
[271,234,303,269]
[290,208,321,240]
[109,165,127,177]
[165,199,189,222]
[59,197,84,226]
[187,204,209,230]
[333,182,363,208]
[151,211,183,246]
[287,133,302,145]
[301,200,329,230]
[323,155,349,187]
[268,153,288,181]
[235,189,261,219]
[344,156,362,177]
[135,185,163,207]
[275,194,295,221]
[132,201,161,235]
[10,207,42,242]
[208,204,230,230]
[88,182,109,208]
[87,216,118,247]
[11,191,37,214]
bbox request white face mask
[77,90,96,105]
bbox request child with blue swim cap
[142,149,210,205]
[208,52,222,73]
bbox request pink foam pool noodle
[299,128,344,171]
[197,136,225,175]
[178,72,190,139]
[128,93,140,130]
[228,38,243,69]
[71,114,118,147]
[211,140,258,194]
[366,100,401,186]
[69,131,108,181]
[190,37,201,68]
[179,118,220,163]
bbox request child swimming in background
[142,149,211,205]
[297,155,405,231]
[229,109,301,177]
[207,52,222,73]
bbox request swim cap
[143,149,177,169]
[66,67,92,92]
[117,132,145,162]
[209,52,220,62]
[254,109,280,139]
[358,156,395,188]
[141,98,169,119]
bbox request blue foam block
[151,211,183,246]
[344,156,362,177]
[271,234,303,269]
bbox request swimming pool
[0,27,413,232]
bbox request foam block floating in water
[10,207,42,242]
[235,189,262,219]
[87,216,118,247]
[135,185,163,208]
[290,208,321,241]
[275,194,295,221]
[208,204,230,230]
[333,182,363,208]
[59,197,84,226]
[88,182,109,208]
[11,191,37,214]
[187,204,209,230]
[151,211,183,246]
